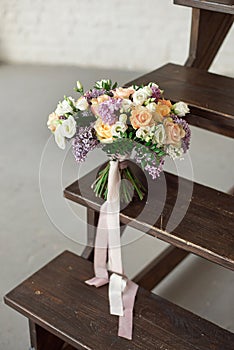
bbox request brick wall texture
[0,0,233,75]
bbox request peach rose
[158,99,172,108]
[91,94,109,105]
[94,118,113,143]
[130,106,154,129]
[113,87,135,99]
[155,104,171,118]
[47,112,60,132]
[164,119,186,146]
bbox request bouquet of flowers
[47,79,191,340]
[47,79,191,202]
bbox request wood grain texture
[126,63,234,138]
[133,246,189,290]
[4,252,234,350]
[185,8,233,69]
[174,0,234,14]
[64,161,234,270]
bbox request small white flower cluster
[166,144,184,159]
[136,124,166,147]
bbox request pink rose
[164,119,186,146]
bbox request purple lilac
[172,114,191,152]
[144,157,165,180]
[72,126,98,163]
[151,86,161,102]
[98,98,122,125]
[134,144,165,180]
[84,88,106,100]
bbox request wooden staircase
[4,1,234,349]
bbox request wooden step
[64,161,234,270]
[126,63,234,138]
[4,251,234,350]
[174,0,234,14]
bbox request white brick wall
[0,0,233,75]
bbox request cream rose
[76,97,89,111]
[94,118,113,143]
[54,125,66,149]
[146,102,157,113]
[61,116,76,138]
[132,89,148,105]
[121,99,132,113]
[164,119,186,146]
[173,101,190,117]
[130,106,154,129]
[151,124,166,146]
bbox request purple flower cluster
[134,144,165,180]
[98,98,122,125]
[172,114,191,152]
[84,88,106,100]
[151,86,162,102]
[72,126,98,162]
[144,157,165,180]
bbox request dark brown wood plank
[81,208,99,261]
[64,161,234,270]
[126,63,234,138]
[174,0,234,14]
[133,246,189,290]
[185,9,233,69]
[4,252,234,350]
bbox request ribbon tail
[118,280,139,340]
[85,202,109,286]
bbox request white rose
[61,116,77,138]
[111,121,128,138]
[143,86,152,97]
[146,102,157,113]
[119,114,127,123]
[55,97,75,115]
[173,101,190,117]
[132,88,148,105]
[121,99,132,112]
[136,126,151,140]
[151,124,166,146]
[76,97,89,111]
[54,125,66,149]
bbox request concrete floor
[0,64,233,350]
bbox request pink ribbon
[86,160,138,340]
